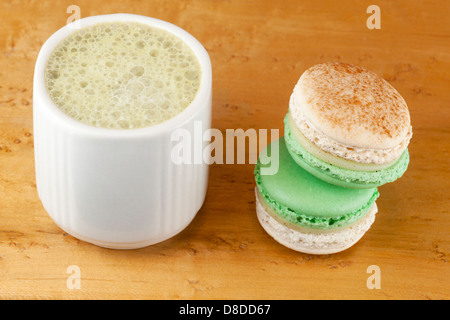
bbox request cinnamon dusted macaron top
[290,62,412,164]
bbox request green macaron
[254,137,379,254]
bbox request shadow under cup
[33,14,212,249]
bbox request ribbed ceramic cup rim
[33,13,212,138]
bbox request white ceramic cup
[33,14,212,249]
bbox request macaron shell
[292,62,411,150]
[284,114,410,189]
[255,137,379,229]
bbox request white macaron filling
[287,112,399,171]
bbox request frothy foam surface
[45,22,201,129]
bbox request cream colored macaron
[290,62,412,164]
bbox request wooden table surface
[0,0,449,300]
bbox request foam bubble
[45,22,201,129]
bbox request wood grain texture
[0,0,449,300]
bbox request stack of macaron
[254,62,412,254]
